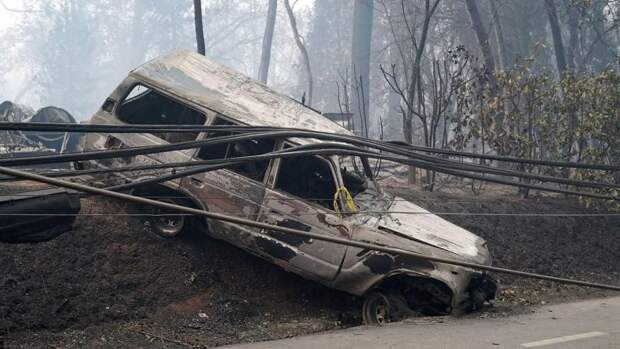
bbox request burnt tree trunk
[405,0,440,185]
[351,0,374,138]
[465,0,502,133]
[465,0,497,77]
[193,0,206,55]
[544,0,568,76]
[258,0,277,83]
[545,0,576,165]
[565,2,579,72]
[488,0,509,70]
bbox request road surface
[225,296,620,349]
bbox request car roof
[130,50,351,142]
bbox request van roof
[131,50,351,138]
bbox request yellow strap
[334,186,358,217]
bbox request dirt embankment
[1,185,619,348]
[1,197,357,348]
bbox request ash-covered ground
[1,183,618,348]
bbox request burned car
[78,50,496,324]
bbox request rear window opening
[117,84,206,143]
[197,117,235,160]
[198,117,275,182]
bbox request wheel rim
[154,215,183,235]
[150,202,184,237]
[375,301,388,324]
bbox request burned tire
[145,198,189,238]
[362,292,391,325]
[132,186,206,239]
[132,186,208,239]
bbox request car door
[181,116,276,247]
[256,153,350,282]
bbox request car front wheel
[362,292,391,325]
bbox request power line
[4,144,616,199]
[1,212,618,217]
[1,122,617,170]
[0,188,605,202]
[0,193,609,205]
[1,127,617,201]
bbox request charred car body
[78,51,496,324]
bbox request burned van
[78,51,496,324]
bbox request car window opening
[198,117,275,182]
[117,84,205,143]
[275,154,337,211]
[198,117,235,160]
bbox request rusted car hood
[374,197,489,261]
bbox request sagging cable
[1,131,617,191]
[99,148,618,202]
[1,122,618,171]
[1,145,616,201]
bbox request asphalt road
[225,296,620,349]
